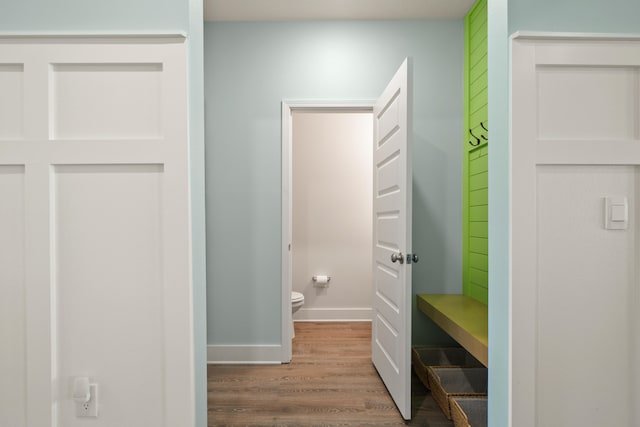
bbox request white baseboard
[207,309,372,363]
[207,344,283,364]
[293,307,373,322]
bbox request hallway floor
[207,321,453,426]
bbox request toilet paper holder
[312,275,331,283]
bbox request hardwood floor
[208,322,453,426]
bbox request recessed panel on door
[0,64,24,140]
[54,164,165,426]
[0,165,26,427]
[536,165,637,427]
[51,63,163,140]
[537,66,638,140]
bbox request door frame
[281,100,374,362]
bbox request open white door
[371,58,413,420]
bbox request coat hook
[468,128,481,146]
[479,121,488,140]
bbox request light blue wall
[487,1,509,426]
[204,20,464,346]
[0,2,207,426]
[488,0,640,425]
[508,0,640,34]
[0,0,188,31]
[187,1,207,426]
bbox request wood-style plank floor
[207,322,453,426]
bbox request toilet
[291,291,305,338]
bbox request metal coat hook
[480,121,488,140]
[468,128,481,146]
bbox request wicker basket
[451,397,488,427]
[411,346,483,389]
[427,367,488,419]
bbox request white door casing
[371,57,412,420]
[511,34,640,427]
[0,36,193,426]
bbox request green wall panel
[463,0,488,305]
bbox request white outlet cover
[76,383,99,417]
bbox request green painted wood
[469,171,488,191]
[469,206,488,222]
[470,188,488,206]
[469,285,489,306]
[469,237,488,255]
[469,253,488,271]
[463,0,488,305]
[469,267,488,287]
[462,0,471,304]
[469,151,487,175]
[469,222,488,238]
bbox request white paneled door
[371,58,413,420]
[511,35,640,427]
[0,36,193,426]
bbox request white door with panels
[371,58,414,420]
[511,35,640,427]
[0,36,193,426]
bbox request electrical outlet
[76,384,98,417]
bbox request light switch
[610,204,627,222]
[605,196,628,230]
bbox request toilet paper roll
[313,275,330,284]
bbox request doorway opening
[279,59,413,420]
[281,101,375,362]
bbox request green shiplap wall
[463,0,489,304]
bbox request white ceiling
[204,0,476,21]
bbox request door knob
[391,252,404,264]
[410,254,419,263]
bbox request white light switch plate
[605,196,628,230]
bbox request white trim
[281,101,293,363]
[511,31,640,41]
[281,100,374,364]
[294,307,373,322]
[207,345,283,364]
[0,32,187,41]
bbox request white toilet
[291,291,305,338]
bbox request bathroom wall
[292,111,372,321]
[205,20,464,349]
[488,0,640,425]
[0,2,207,426]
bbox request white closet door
[0,36,193,427]
[511,35,640,427]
